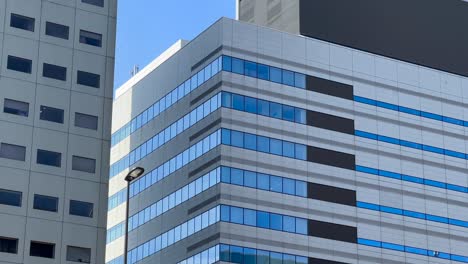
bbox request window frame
[10,13,35,32]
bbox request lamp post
[123,167,144,264]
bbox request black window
[307,146,355,170]
[33,194,58,212]
[82,0,104,7]
[306,75,353,100]
[307,111,355,135]
[36,149,61,167]
[0,189,22,207]
[75,113,98,130]
[79,30,102,47]
[7,55,32,73]
[30,241,55,259]
[77,71,100,88]
[3,99,29,117]
[308,182,356,206]
[69,200,93,218]
[42,63,67,81]
[72,156,96,173]
[39,105,64,124]
[45,22,69,40]
[0,237,18,254]
[308,220,357,243]
[0,143,26,161]
[10,13,35,32]
[66,246,91,263]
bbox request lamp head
[125,167,145,182]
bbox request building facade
[0,0,116,263]
[109,2,468,264]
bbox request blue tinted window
[231,246,243,263]
[245,61,257,78]
[270,139,282,155]
[231,206,243,224]
[282,105,295,122]
[245,97,257,114]
[231,131,244,148]
[257,211,270,228]
[270,176,282,193]
[220,244,230,261]
[258,99,270,116]
[282,70,295,86]
[231,168,244,186]
[222,56,232,72]
[245,133,257,151]
[244,248,257,264]
[244,209,257,226]
[258,173,269,190]
[283,178,295,195]
[283,254,296,264]
[296,218,308,234]
[295,73,306,89]
[257,250,269,264]
[233,94,245,111]
[270,252,282,264]
[221,129,231,145]
[295,181,307,197]
[221,92,232,108]
[258,64,270,80]
[244,171,257,188]
[270,67,282,83]
[270,102,282,119]
[296,256,308,264]
[295,144,307,160]
[232,58,244,75]
[270,213,282,231]
[295,108,306,124]
[283,216,296,233]
[283,141,295,158]
[257,136,270,153]
[220,205,230,222]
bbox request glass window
[244,209,257,226]
[221,167,231,183]
[10,13,35,32]
[232,94,245,111]
[79,30,102,47]
[283,141,295,158]
[270,176,282,193]
[244,248,256,264]
[282,70,295,86]
[42,63,67,81]
[257,250,270,264]
[40,105,64,123]
[69,200,93,218]
[220,244,230,262]
[0,143,26,161]
[66,246,90,263]
[257,211,270,229]
[4,98,29,117]
[232,58,244,75]
[0,237,18,254]
[245,61,257,77]
[33,194,58,212]
[258,99,270,116]
[231,206,243,224]
[257,64,270,80]
[245,97,257,114]
[295,144,307,160]
[72,156,96,173]
[283,254,296,264]
[296,218,308,235]
[220,205,230,222]
[294,73,306,89]
[45,21,69,40]
[231,168,244,186]
[283,178,295,195]
[282,105,295,122]
[258,173,269,190]
[283,216,296,233]
[270,213,283,231]
[295,108,306,124]
[230,246,243,263]
[7,55,32,73]
[244,171,257,188]
[270,67,282,83]
[270,102,282,119]
[270,139,282,156]
[221,93,232,108]
[244,133,257,151]
[30,241,55,259]
[77,70,100,88]
[37,149,61,167]
[222,56,232,72]
[231,131,244,148]
[75,112,98,130]
[0,189,22,207]
[296,256,308,264]
[295,181,307,197]
[82,0,104,7]
[257,136,270,153]
[270,252,282,264]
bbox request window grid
[108,188,126,211]
[106,222,125,244]
[177,245,219,264]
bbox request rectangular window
[79,30,102,47]
[72,156,96,174]
[45,21,69,40]
[69,200,93,218]
[0,143,26,161]
[307,110,355,135]
[3,98,29,117]
[306,75,353,100]
[10,13,35,32]
[82,0,104,7]
[43,63,67,81]
[308,146,355,170]
[308,182,356,206]
[66,246,91,263]
[33,194,58,212]
[37,149,61,167]
[30,241,55,259]
[75,112,98,130]
[308,220,357,243]
[0,237,18,254]
[39,105,64,124]
[77,71,100,88]
[0,189,22,207]
[7,55,32,73]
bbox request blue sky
[114,0,236,89]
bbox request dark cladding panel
[308,182,356,206]
[306,75,353,100]
[308,220,357,243]
[307,146,355,170]
[308,257,351,264]
[307,110,354,135]
[299,0,468,78]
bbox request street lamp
[123,167,144,264]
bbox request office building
[0,0,116,263]
[108,0,468,263]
